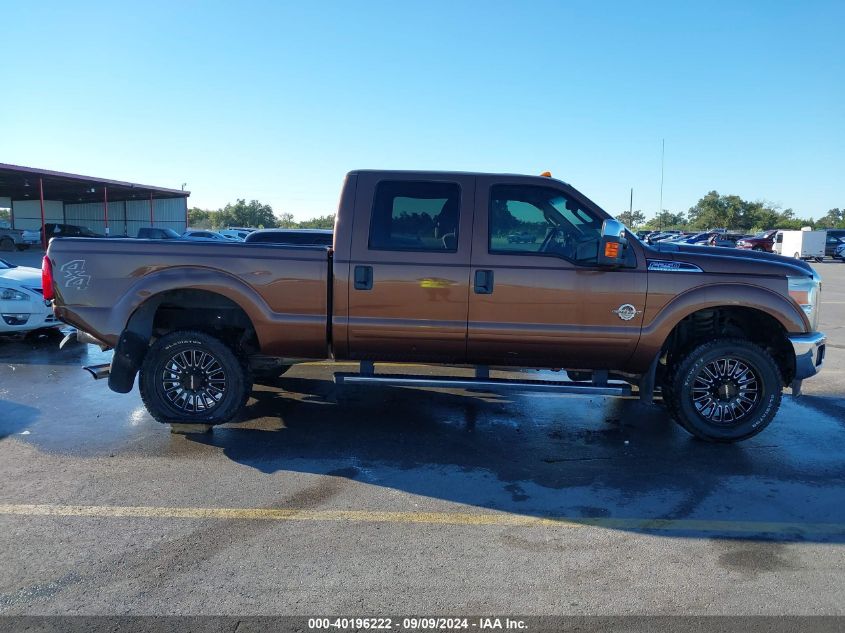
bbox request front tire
[668,339,782,442]
[139,330,251,427]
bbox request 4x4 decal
[60,259,92,290]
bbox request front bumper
[789,332,826,380]
[0,293,59,332]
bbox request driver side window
[488,184,603,263]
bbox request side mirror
[598,219,628,267]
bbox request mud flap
[638,352,661,404]
[108,330,148,393]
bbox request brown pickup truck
[43,170,826,442]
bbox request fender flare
[629,282,808,374]
[107,268,269,393]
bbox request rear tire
[0,237,13,252]
[668,339,782,442]
[139,330,251,427]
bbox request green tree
[187,207,213,229]
[816,208,844,229]
[220,199,278,229]
[645,210,687,230]
[277,212,296,228]
[687,191,761,230]
[615,209,646,229]
[297,214,336,229]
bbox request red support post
[103,186,109,236]
[39,178,46,251]
[149,192,154,227]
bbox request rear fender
[106,268,269,393]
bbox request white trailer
[774,230,826,260]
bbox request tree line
[616,191,844,232]
[188,199,335,230]
[187,191,844,235]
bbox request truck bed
[47,238,331,359]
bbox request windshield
[0,258,14,269]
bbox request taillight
[42,256,54,300]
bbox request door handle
[474,269,494,294]
[354,265,373,290]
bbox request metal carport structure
[0,163,190,248]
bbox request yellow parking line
[0,503,843,535]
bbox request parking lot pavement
[0,253,844,615]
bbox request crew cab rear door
[466,175,646,369]
[344,172,475,363]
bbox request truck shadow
[0,400,40,438]
[188,375,845,543]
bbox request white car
[181,230,230,242]
[0,258,60,333]
[22,229,42,246]
[834,242,845,261]
[218,228,253,241]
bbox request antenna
[659,139,665,216]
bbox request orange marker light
[604,242,620,258]
[540,171,552,177]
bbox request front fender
[627,282,808,372]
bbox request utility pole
[659,138,665,218]
[629,188,633,215]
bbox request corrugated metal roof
[0,162,190,203]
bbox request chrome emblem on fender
[613,304,640,321]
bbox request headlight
[737,240,748,246]
[788,275,821,331]
[0,287,28,301]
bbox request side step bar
[334,370,631,397]
[83,364,111,380]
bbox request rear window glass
[247,231,332,246]
[369,181,461,252]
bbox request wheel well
[108,289,259,394]
[661,307,794,384]
[144,289,260,355]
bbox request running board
[334,372,631,396]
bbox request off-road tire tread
[669,338,782,442]
[139,330,250,427]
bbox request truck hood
[0,265,42,286]
[650,242,815,278]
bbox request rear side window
[369,181,461,252]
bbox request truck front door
[343,172,475,363]
[466,176,646,369]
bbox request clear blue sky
[3,0,843,220]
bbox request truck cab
[333,171,641,369]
